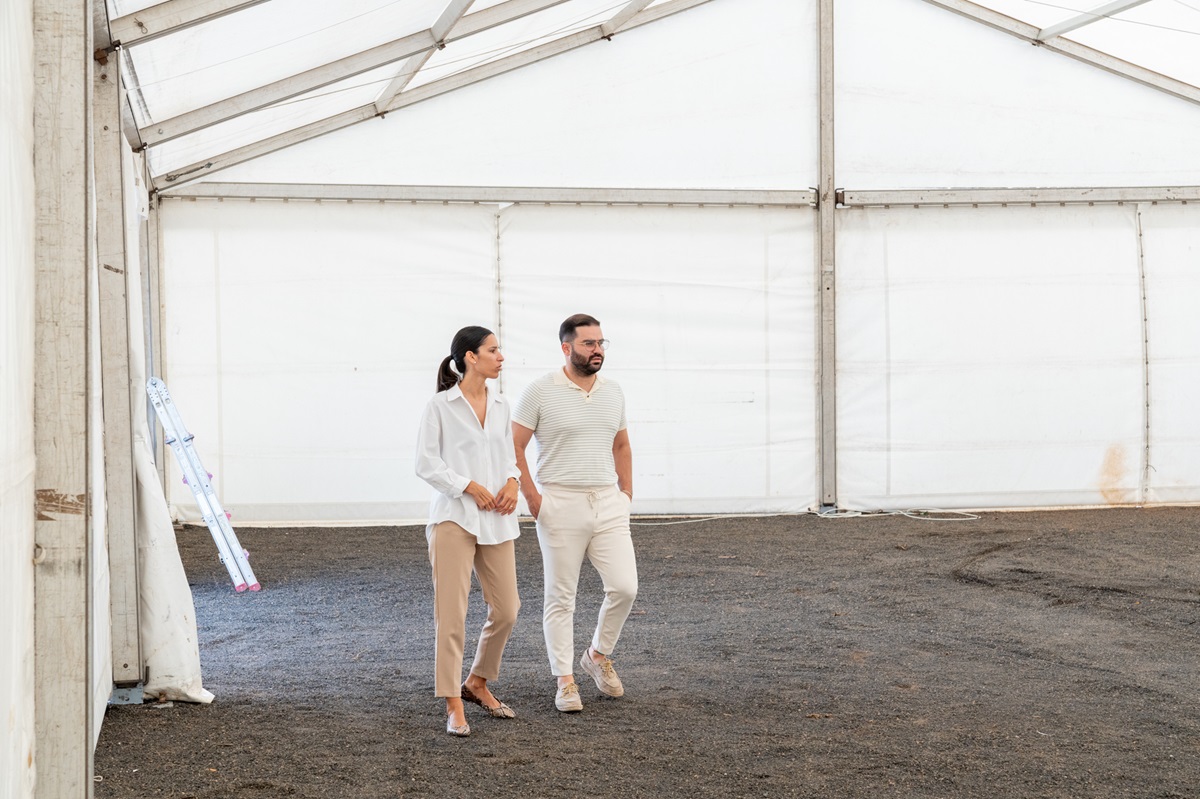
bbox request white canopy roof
[105,0,1200,193]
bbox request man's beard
[570,348,603,376]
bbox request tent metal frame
[125,0,1200,193]
[159,182,817,206]
[111,0,271,48]
[115,0,1200,509]
[840,186,1200,207]
[149,0,715,191]
[1036,0,1154,41]
[921,0,1200,107]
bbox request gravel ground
[95,507,1200,798]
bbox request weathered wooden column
[94,5,143,703]
[33,0,96,794]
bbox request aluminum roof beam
[159,182,817,206]
[153,0,715,190]
[840,186,1200,207]
[140,0,572,146]
[602,0,656,37]
[921,0,1200,108]
[1036,0,1154,41]
[111,0,272,49]
[374,0,477,113]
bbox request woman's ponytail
[435,325,493,392]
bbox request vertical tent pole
[147,194,168,489]
[95,32,143,699]
[817,0,838,509]
[33,0,96,792]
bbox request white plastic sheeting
[1,0,37,792]
[497,204,817,514]
[203,0,813,190]
[89,191,114,747]
[1140,204,1200,503]
[124,151,213,704]
[836,0,1200,189]
[160,198,817,523]
[837,202,1200,510]
[162,199,501,523]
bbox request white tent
[5,0,1200,794]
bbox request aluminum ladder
[147,377,260,592]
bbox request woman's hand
[495,478,519,515]
[464,481,496,511]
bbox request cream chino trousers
[536,484,638,676]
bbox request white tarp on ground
[1,0,37,792]
[160,198,817,523]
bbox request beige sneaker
[555,681,583,712]
[580,649,625,697]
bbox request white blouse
[415,384,521,545]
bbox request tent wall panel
[1140,204,1200,503]
[161,199,501,524]
[202,0,814,191]
[1,0,37,792]
[836,204,1147,510]
[837,0,1200,189]
[497,204,818,514]
[161,200,819,523]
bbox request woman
[415,326,522,737]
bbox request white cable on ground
[619,507,980,527]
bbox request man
[512,313,637,713]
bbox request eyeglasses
[577,339,609,351]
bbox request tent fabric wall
[202,0,815,190]
[159,198,817,524]
[89,193,114,747]
[496,204,817,514]
[1,0,37,793]
[161,199,502,524]
[837,203,1200,510]
[1140,204,1200,504]
[836,0,1200,188]
[122,158,213,703]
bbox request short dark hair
[559,314,601,343]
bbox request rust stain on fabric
[1099,446,1128,505]
[35,489,86,519]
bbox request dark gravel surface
[96,507,1200,798]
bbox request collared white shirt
[415,383,521,545]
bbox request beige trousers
[536,485,638,677]
[428,521,520,698]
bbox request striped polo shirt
[512,368,627,488]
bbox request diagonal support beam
[152,0,716,190]
[111,0,272,49]
[1037,0,1153,41]
[602,0,656,37]
[921,0,1200,108]
[140,0,570,147]
[374,0,476,113]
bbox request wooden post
[33,0,95,794]
[95,34,142,695]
